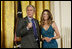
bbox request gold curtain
[1,1,14,48]
[1,1,3,48]
[1,1,50,48]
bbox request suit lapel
[25,16,30,23]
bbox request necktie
[31,18,38,40]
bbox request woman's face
[43,11,49,21]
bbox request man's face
[27,7,35,18]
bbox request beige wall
[50,1,71,48]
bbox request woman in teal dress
[40,10,60,48]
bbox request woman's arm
[51,21,60,39]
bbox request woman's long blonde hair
[40,9,53,27]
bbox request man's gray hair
[26,5,36,11]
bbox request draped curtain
[1,1,14,48]
[1,1,50,48]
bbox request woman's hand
[44,37,52,42]
[42,38,45,41]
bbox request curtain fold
[4,1,14,48]
[43,1,50,9]
[1,1,3,48]
[21,1,29,18]
[1,1,14,48]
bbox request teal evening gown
[41,25,58,48]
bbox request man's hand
[14,37,21,41]
[27,23,32,29]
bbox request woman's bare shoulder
[51,21,56,28]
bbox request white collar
[28,16,32,19]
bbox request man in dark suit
[16,5,40,48]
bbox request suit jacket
[16,16,40,48]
